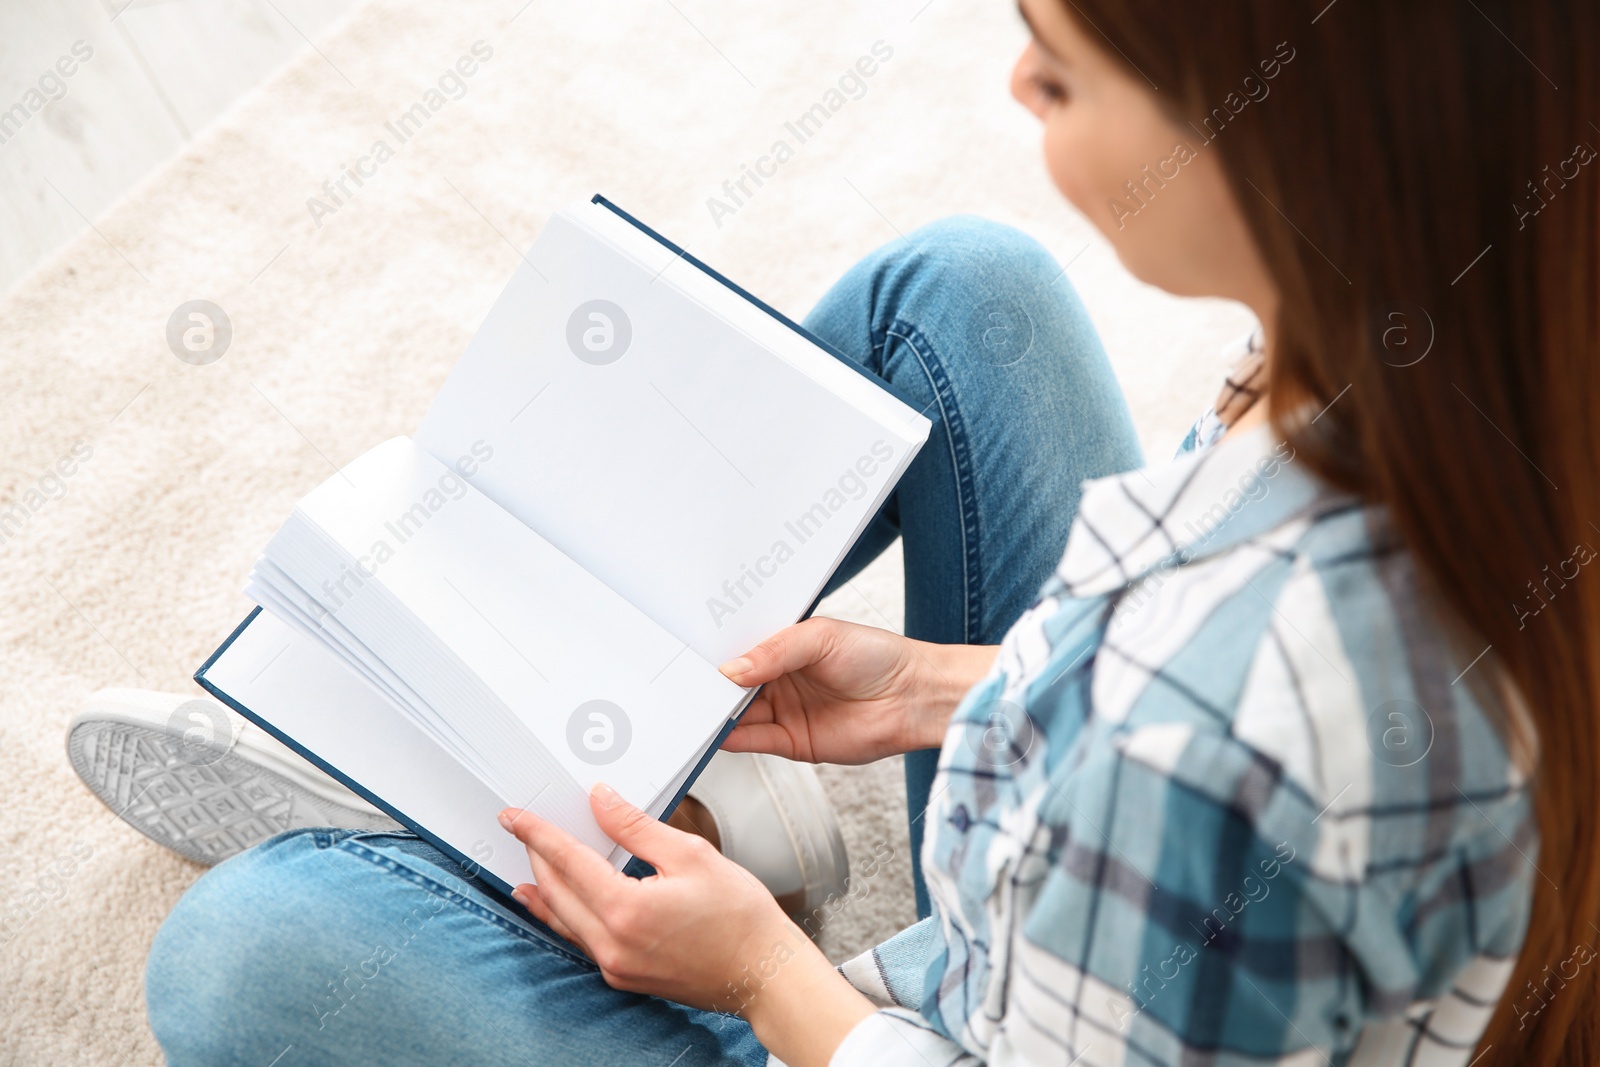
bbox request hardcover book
[196,197,932,893]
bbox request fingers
[589,784,704,870]
[500,808,619,953]
[721,720,801,760]
[719,616,840,686]
[520,849,612,955]
[498,807,624,907]
[513,881,594,957]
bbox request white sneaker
[687,751,849,918]
[67,688,398,865]
[67,689,852,911]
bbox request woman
[139,0,1598,1063]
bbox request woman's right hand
[717,616,998,766]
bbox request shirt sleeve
[1002,725,1362,1065]
[830,1009,979,1067]
[830,918,976,1067]
[830,539,1531,1067]
[832,726,1367,1067]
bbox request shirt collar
[1057,424,1356,597]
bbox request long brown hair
[1058,1,1599,1062]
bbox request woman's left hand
[498,784,804,1015]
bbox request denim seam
[331,838,597,969]
[884,321,983,643]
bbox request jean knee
[904,215,1068,292]
[145,830,363,1062]
[807,215,1105,392]
[907,215,1104,366]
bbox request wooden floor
[0,0,354,296]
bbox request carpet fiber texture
[0,1,1252,1061]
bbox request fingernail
[511,887,529,906]
[498,809,515,829]
[592,782,622,810]
[719,656,753,680]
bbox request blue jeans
[146,217,1142,1065]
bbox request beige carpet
[0,0,1253,1062]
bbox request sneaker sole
[67,715,397,866]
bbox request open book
[197,197,931,893]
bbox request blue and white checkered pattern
[832,420,1535,1067]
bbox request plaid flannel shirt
[830,419,1535,1067]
